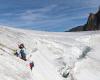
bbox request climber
[17,43,27,61]
[27,54,34,70]
[15,43,34,70]
[30,61,34,70]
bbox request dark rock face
[68,8,100,32]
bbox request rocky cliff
[68,8,100,32]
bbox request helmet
[18,43,24,49]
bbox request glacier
[0,26,100,80]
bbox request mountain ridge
[67,8,100,32]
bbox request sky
[0,0,100,32]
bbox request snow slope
[0,26,100,80]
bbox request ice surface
[0,26,100,80]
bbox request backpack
[20,49,26,61]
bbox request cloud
[18,4,58,22]
[20,10,44,22]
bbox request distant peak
[96,6,100,15]
[68,7,100,32]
